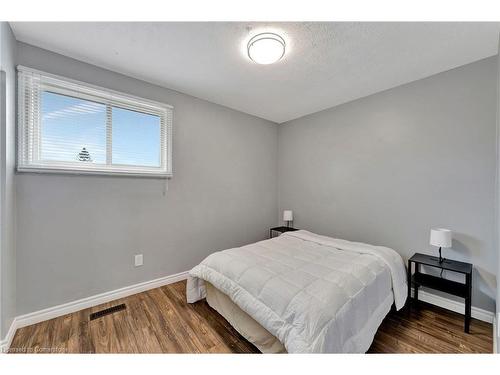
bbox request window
[17,66,173,177]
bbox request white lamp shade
[283,210,293,222]
[430,228,452,248]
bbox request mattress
[187,230,407,353]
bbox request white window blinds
[18,66,173,177]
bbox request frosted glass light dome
[247,33,286,65]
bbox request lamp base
[429,256,451,264]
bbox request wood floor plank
[77,308,94,353]
[9,280,493,354]
[160,285,220,352]
[164,283,244,352]
[148,287,204,353]
[139,289,186,353]
[122,293,163,353]
[89,307,114,352]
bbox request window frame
[17,66,173,178]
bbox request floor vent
[89,304,126,321]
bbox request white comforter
[187,230,407,353]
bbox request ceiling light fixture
[247,33,286,65]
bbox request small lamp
[430,228,452,263]
[283,210,293,228]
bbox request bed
[187,230,407,353]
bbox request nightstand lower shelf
[411,273,468,298]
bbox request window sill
[17,166,171,179]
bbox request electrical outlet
[134,254,143,267]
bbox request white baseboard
[1,270,188,353]
[412,288,494,323]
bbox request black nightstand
[270,226,298,238]
[407,253,473,333]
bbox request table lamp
[430,228,452,263]
[283,210,293,228]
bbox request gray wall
[15,43,278,315]
[278,57,498,312]
[496,37,500,351]
[0,22,17,339]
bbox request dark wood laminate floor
[9,280,493,353]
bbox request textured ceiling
[10,22,500,123]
